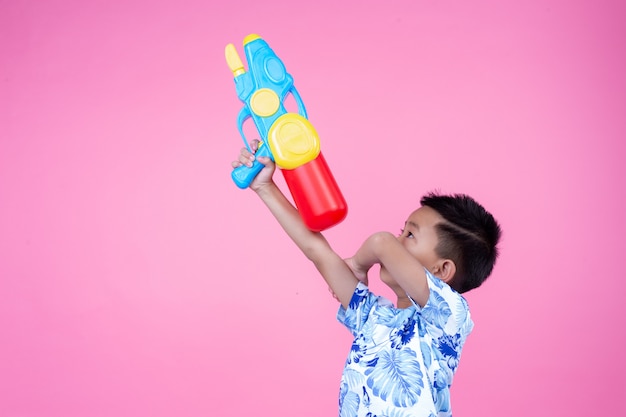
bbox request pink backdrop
[2,0,625,416]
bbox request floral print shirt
[336,271,474,417]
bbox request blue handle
[231,142,273,189]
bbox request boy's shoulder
[420,270,474,337]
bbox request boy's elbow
[370,232,398,255]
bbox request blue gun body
[230,37,308,189]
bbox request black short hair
[420,192,502,293]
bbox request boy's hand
[344,257,369,286]
[231,139,276,192]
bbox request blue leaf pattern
[362,386,371,408]
[421,290,452,330]
[435,333,462,371]
[390,317,416,348]
[348,335,368,364]
[432,369,451,413]
[340,385,360,417]
[342,368,365,390]
[337,274,473,417]
[420,341,432,369]
[365,349,423,407]
[379,408,429,417]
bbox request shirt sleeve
[336,282,379,337]
[421,271,474,345]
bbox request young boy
[232,140,502,417]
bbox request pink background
[2,0,625,416]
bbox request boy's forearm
[352,232,390,272]
[354,231,430,306]
[254,181,330,261]
[253,180,360,308]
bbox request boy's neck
[395,295,413,309]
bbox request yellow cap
[249,88,280,117]
[267,113,320,169]
[243,33,261,45]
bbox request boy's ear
[434,259,456,283]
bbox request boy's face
[397,206,443,272]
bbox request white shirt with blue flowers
[336,270,474,417]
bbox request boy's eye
[399,229,414,238]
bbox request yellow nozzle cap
[225,43,245,77]
[243,33,262,45]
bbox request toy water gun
[226,34,347,232]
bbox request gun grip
[231,143,273,189]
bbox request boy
[231,140,502,417]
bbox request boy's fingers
[240,146,252,158]
[231,140,262,169]
[238,147,255,166]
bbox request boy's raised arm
[349,232,431,307]
[232,141,359,308]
